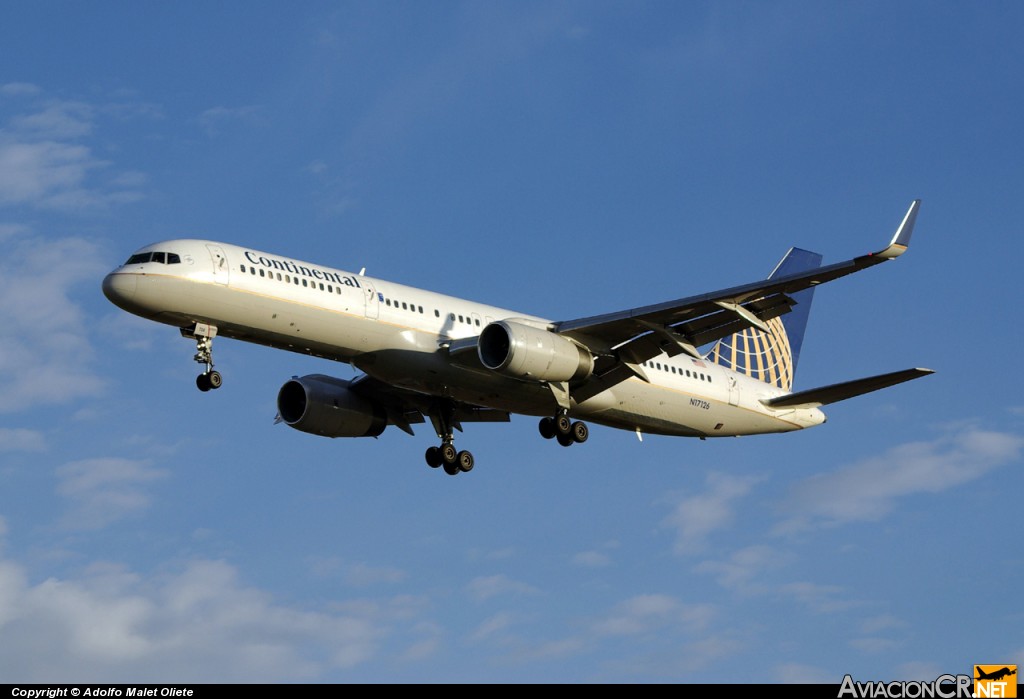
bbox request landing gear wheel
[557,433,574,447]
[425,446,442,468]
[457,450,474,473]
[207,370,222,389]
[555,414,572,436]
[196,373,211,392]
[443,461,460,476]
[538,417,556,439]
[571,421,589,444]
[441,442,458,465]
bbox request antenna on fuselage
[359,267,366,276]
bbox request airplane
[102,200,933,476]
[975,667,1017,682]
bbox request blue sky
[1,1,1022,683]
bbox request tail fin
[707,247,822,391]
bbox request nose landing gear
[182,323,223,392]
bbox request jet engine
[478,320,593,382]
[277,374,387,438]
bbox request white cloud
[850,637,902,654]
[860,614,906,634]
[56,458,167,530]
[661,472,764,554]
[694,545,786,593]
[0,557,399,681]
[198,105,263,136]
[344,562,406,587]
[1,83,41,96]
[0,234,107,413]
[465,574,540,602]
[895,662,945,681]
[0,139,100,207]
[774,662,836,682]
[779,427,1024,531]
[470,611,518,641]
[0,427,46,452]
[571,550,611,567]
[0,223,29,240]
[0,90,148,210]
[591,594,715,637]
[10,101,94,138]
[780,581,859,614]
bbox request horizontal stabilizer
[762,367,934,409]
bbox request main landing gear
[538,411,589,447]
[182,323,223,392]
[424,401,474,476]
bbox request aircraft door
[206,244,229,286]
[728,375,740,406]
[363,283,380,319]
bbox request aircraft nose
[102,272,137,308]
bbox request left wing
[348,374,509,436]
[555,200,920,398]
[762,367,934,409]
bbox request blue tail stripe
[770,248,822,374]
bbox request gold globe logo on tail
[708,316,794,391]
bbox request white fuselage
[102,239,826,439]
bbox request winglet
[873,199,920,260]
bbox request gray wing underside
[349,375,510,436]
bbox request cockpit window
[124,251,181,265]
[126,252,152,264]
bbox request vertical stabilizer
[707,247,822,390]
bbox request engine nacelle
[478,320,593,382]
[277,374,387,438]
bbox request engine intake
[479,320,593,382]
[277,374,387,438]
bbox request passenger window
[240,264,246,273]
[402,302,408,310]
[419,306,424,313]
[285,275,290,283]
[302,279,308,287]
[293,277,299,285]
[435,310,440,317]
[259,269,265,277]
[251,267,256,275]
[319,283,324,290]
[327,285,333,293]
[276,273,282,281]
[449,313,455,321]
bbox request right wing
[555,200,921,400]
